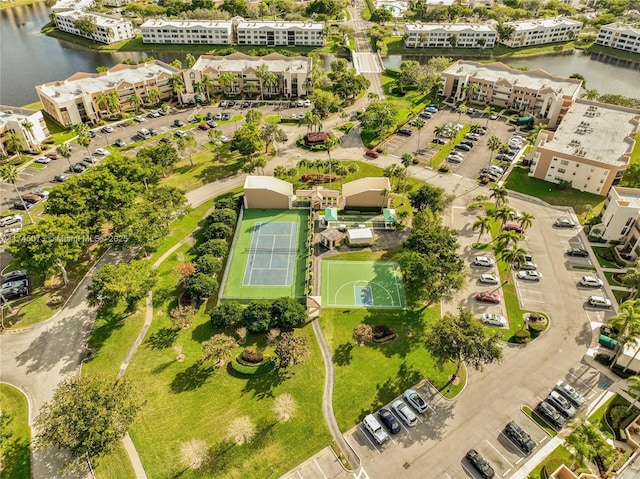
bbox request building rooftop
[36,61,179,103]
[600,22,640,35]
[443,60,583,96]
[141,19,232,30]
[244,175,294,196]
[0,105,40,122]
[191,53,312,74]
[50,0,93,11]
[425,0,454,5]
[610,187,640,209]
[55,9,130,28]
[236,20,324,31]
[405,23,496,33]
[342,177,391,196]
[507,17,583,31]
[541,100,640,165]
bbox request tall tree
[487,135,503,166]
[202,333,237,366]
[273,393,298,422]
[623,261,640,299]
[260,123,286,153]
[517,212,535,231]
[498,246,528,271]
[87,260,157,312]
[490,185,509,208]
[408,183,448,212]
[34,375,143,475]
[275,332,309,368]
[0,164,34,224]
[610,300,640,368]
[425,308,502,380]
[472,214,493,244]
[176,134,198,167]
[74,123,92,155]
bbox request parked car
[0,214,22,227]
[1,269,27,283]
[424,106,438,114]
[115,139,126,147]
[460,140,474,148]
[22,193,42,204]
[148,110,161,118]
[454,143,471,151]
[535,401,566,429]
[12,201,33,210]
[160,137,172,144]
[34,156,51,164]
[432,138,447,145]
[504,421,536,454]
[220,136,229,144]
[391,400,418,426]
[149,128,158,136]
[173,119,185,127]
[474,256,495,267]
[476,292,501,304]
[71,163,87,173]
[496,154,513,162]
[215,113,222,120]
[479,273,499,284]
[219,101,227,108]
[489,113,498,120]
[32,189,50,198]
[365,149,379,158]
[447,155,463,164]
[404,389,428,413]
[298,112,305,119]
[519,261,538,271]
[555,218,576,228]
[0,284,28,300]
[54,175,68,182]
[207,120,218,128]
[241,101,250,108]
[44,152,59,159]
[362,414,390,445]
[227,100,236,107]
[517,270,543,281]
[175,130,187,138]
[580,276,603,288]
[102,125,114,133]
[467,108,477,115]
[94,148,109,156]
[79,160,94,169]
[567,248,589,257]
[466,449,495,479]
[503,223,525,234]
[304,99,311,107]
[555,381,585,408]
[134,115,145,123]
[547,390,577,418]
[419,111,432,119]
[377,408,401,434]
[482,313,507,327]
[89,130,96,138]
[588,295,612,308]
[465,133,480,141]
[222,113,230,121]
[198,123,210,131]
[397,128,413,136]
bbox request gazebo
[383,208,397,229]
[324,207,338,227]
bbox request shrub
[241,348,264,364]
[243,301,272,333]
[209,301,243,328]
[231,356,275,376]
[197,239,229,258]
[196,254,222,276]
[204,222,233,240]
[514,327,531,343]
[438,164,449,173]
[480,177,490,184]
[528,321,547,334]
[271,297,307,328]
[207,208,237,228]
[372,325,396,339]
[215,197,239,210]
[189,273,219,299]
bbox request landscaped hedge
[231,356,276,376]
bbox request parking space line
[568,371,598,394]
[515,457,525,465]
[461,463,477,477]
[313,459,328,479]
[389,410,410,433]
[502,468,512,478]
[358,426,382,454]
[486,439,514,467]
[499,431,527,461]
[296,470,304,478]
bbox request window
[560,160,569,165]
[558,168,566,173]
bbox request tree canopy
[408,183,450,212]
[87,260,157,312]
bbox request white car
[392,400,418,426]
[94,148,109,156]
[482,313,507,327]
[474,256,495,267]
[588,295,611,308]
[34,156,51,164]
[304,99,311,107]
[33,188,49,198]
[0,214,22,227]
[517,270,542,281]
[102,125,114,133]
[479,273,499,284]
[580,276,603,288]
[134,115,145,122]
[447,155,463,163]
[403,389,428,413]
[220,135,229,144]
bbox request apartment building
[141,19,233,45]
[403,23,497,48]
[102,0,131,6]
[529,100,640,196]
[598,187,640,244]
[501,18,583,48]
[54,10,134,44]
[50,0,93,12]
[0,106,50,154]
[596,23,640,54]
[235,20,325,47]
[36,61,180,127]
[181,53,312,101]
[441,60,582,127]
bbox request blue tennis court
[242,222,298,286]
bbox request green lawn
[587,44,640,63]
[522,405,557,437]
[430,125,471,168]
[505,167,605,218]
[527,444,574,479]
[0,384,31,479]
[589,393,630,439]
[630,132,640,165]
[592,246,624,270]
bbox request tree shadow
[237,366,293,400]
[333,342,354,366]
[170,360,215,393]
[191,321,213,343]
[146,327,179,350]
[152,360,176,375]
[152,283,179,309]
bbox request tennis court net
[245,248,298,253]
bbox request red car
[365,149,379,158]
[476,292,501,304]
[44,152,59,159]
[198,123,210,131]
[503,223,525,234]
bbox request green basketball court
[321,260,406,309]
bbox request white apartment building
[529,100,640,196]
[0,106,50,154]
[102,0,131,6]
[50,0,93,12]
[54,10,134,44]
[181,53,312,101]
[441,60,582,128]
[141,19,233,45]
[403,23,497,48]
[596,23,640,54]
[501,18,583,48]
[598,187,640,243]
[235,20,325,47]
[36,61,180,127]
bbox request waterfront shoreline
[0,0,43,10]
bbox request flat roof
[611,187,640,209]
[425,0,454,5]
[55,10,131,28]
[443,60,582,97]
[541,100,640,165]
[141,19,232,30]
[507,17,583,31]
[37,61,179,103]
[600,22,640,35]
[192,53,312,75]
[405,23,496,33]
[236,20,324,31]
[50,0,93,11]
[0,105,40,121]
[347,228,373,240]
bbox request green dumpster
[599,334,618,350]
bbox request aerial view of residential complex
[0,0,639,477]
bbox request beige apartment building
[0,106,50,154]
[501,18,583,48]
[596,23,640,54]
[529,100,640,196]
[54,10,134,44]
[440,60,582,127]
[235,20,325,47]
[141,19,233,45]
[36,61,179,126]
[403,23,497,48]
[181,53,312,101]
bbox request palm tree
[56,143,74,172]
[434,125,447,139]
[335,164,348,187]
[147,88,161,107]
[496,230,523,250]
[414,118,425,154]
[456,104,467,123]
[493,205,515,228]
[487,135,502,166]
[484,106,495,127]
[302,110,320,133]
[263,72,279,98]
[170,75,185,104]
[623,261,640,299]
[499,246,528,271]
[517,212,535,231]
[297,158,310,175]
[73,123,92,155]
[21,119,35,151]
[610,300,640,368]
[4,132,25,162]
[626,376,640,412]
[127,94,142,113]
[490,185,509,207]
[96,92,111,114]
[472,215,493,244]
[566,421,600,466]
[243,81,257,97]
[218,72,235,95]
[581,88,600,101]
[107,92,121,115]
[255,63,269,100]
[347,163,358,176]
[0,165,34,224]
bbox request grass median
[0,384,31,479]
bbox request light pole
[492,279,509,294]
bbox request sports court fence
[218,204,244,303]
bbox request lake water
[1,2,638,106]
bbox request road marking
[358,426,382,454]
[568,371,598,394]
[540,436,548,443]
[515,457,524,465]
[296,471,304,478]
[443,474,452,479]
[313,459,328,479]
[461,463,476,477]
[486,439,514,467]
[353,467,371,479]
[502,468,512,477]
[389,409,410,433]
